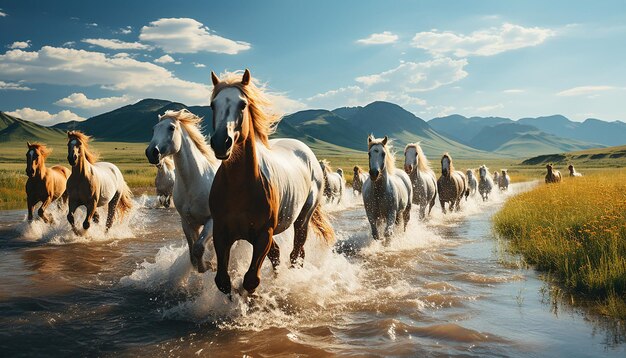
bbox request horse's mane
[161,156,175,170]
[159,109,218,165]
[67,131,99,164]
[28,142,52,158]
[405,142,430,171]
[211,71,280,147]
[368,137,396,174]
[319,159,333,174]
[441,152,454,173]
[353,165,363,174]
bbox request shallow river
[0,182,624,357]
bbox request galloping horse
[403,143,437,220]
[66,131,132,233]
[145,109,220,273]
[155,156,175,208]
[363,135,412,240]
[478,165,495,201]
[25,142,70,223]
[568,164,582,177]
[352,166,369,194]
[319,159,344,203]
[209,69,335,296]
[499,169,510,190]
[545,164,562,183]
[466,169,478,196]
[437,153,468,213]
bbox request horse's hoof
[82,221,90,230]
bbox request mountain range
[1,99,624,159]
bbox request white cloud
[6,107,85,126]
[356,31,399,45]
[0,9,7,17]
[411,23,554,57]
[503,89,525,94]
[54,93,132,111]
[63,41,76,48]
[9,40,31,49]
[556,85,616,97]
[139,18,251,54]
[192,62,206,68]
[307,85,427,110]
[154,54,180,64]
[118,26,132,34]
[0,80,33,91]
[82,38,153,50]
[87,23,98,27]
[468,103,504,113]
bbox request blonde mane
[353,165,363,174]
[368,137,396,174]
[67,131,99,164]
[441,152,454,173]
[405,142,431,172]
[319,159,333,174]
[161,156,175,170]
[211,71,281,147]
[28,142,53,159]
[159,109,218,165]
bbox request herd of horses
[21,69,584,297]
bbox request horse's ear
[382,136,388,145]
[211,71,220,86]
[241,69,251,86]
[368,134,373,143]
[26,141,31,147]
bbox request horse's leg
[290,194,316,266]
[243,228,273,294]
[105,192,120,230]
[403,204,411,232]
[268,241,281,273]
[67,199,79,234]
[193,218,214,273]
[83,201,96,231]
[213,226,233,296]
[384,209,396,238]
[93,211,100,224]
[165,195,171,208]
[181,219,201,269]
[27,196,36,222]
[440,199,447,214]
[419,202,426,220]
[38,196,54,224]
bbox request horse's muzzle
[210,135,233,160]
[404,164,413,174]
[369,169,380,181]
[145,145,160,165]
[25,169,34,178]
[67,155,77,167]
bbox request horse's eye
[239,101,247,111]
[169,126,175,131]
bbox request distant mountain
[281,109,369,150]
[521,144,626,167]
[331,106,362,120]
[428,114,512,144]
[516,115,626,147]
[0,111,66,143]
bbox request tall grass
[493,172,626,319]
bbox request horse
[145,109,220,273]
[25,142,70,223]
[363,135,412,240]
[466,169,478,196]
[493,171,500,184]
[436,153,469,213]
[155,156,175,208]
[352,166,369,194]
[403,142,437,220]
[568,164,582,177]
[208,69,335,296]
[499,169,510,190]
[319,159,344,203]
[545,164,562,183]
[66,131,133,233]
[478,165,494,201]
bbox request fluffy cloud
[118,26,132,34]
[356,31,399,45]
[0,9,7,17]
[0,80,33,91]
[139,18,251,54]
[154,54,180,64]
[82,38,152,50]
[411,23,554,57]
[54,93,132,111]
[556,85,616,97]
[192,62,206,68]
[307,85,427,110]
[6,107,85,126]
[9,40,31,49]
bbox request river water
[0,182,624,357]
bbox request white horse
[499,169,510,191]
[466,169,478,196]
[319,160,344,203]
[145,109,219,273]
[568,164,583,177]
[155,156,175,208]
[493,171,500,185]
[403,143,437,220]
[478,165,494,201]
[363,135,412,240]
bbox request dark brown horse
[545,164,562,183]
[436,153,469,214]
[209,69,335,297]
[25,142,70,223]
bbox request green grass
[493,171,626,319]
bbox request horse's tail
[310,204,335,246]
[116,182,133,220]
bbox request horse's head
[479,165,488,179]
[441,153,452,177]
[146,115,183,165]
[353,165,360,176]
[404,144,417,174]
[368,134,389,181]
[546,164,553,173]
[466,169,474,178]
[25,142,49,178]
[319,159,330,175]
[568,164,574,173]
[67,131,96,167]
[501,169,507,176]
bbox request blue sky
[1,0,625,125]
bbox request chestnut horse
[66,131,133,233]
[436,153,469,213]
[25,142,70,223]
[209,69,335,296]
[545,164,562,183]
[352,166,368,194]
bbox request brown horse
[436,153,469,214]
[545,164,562,183]
[25,142,70,223]
[66,131,133,233]
[352,166,369,194]
[209,69,335,296]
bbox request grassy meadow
[493,171,626,319]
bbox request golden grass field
[494,171,626,319]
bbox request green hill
[0,111,66,143]
[521,145,626,167]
